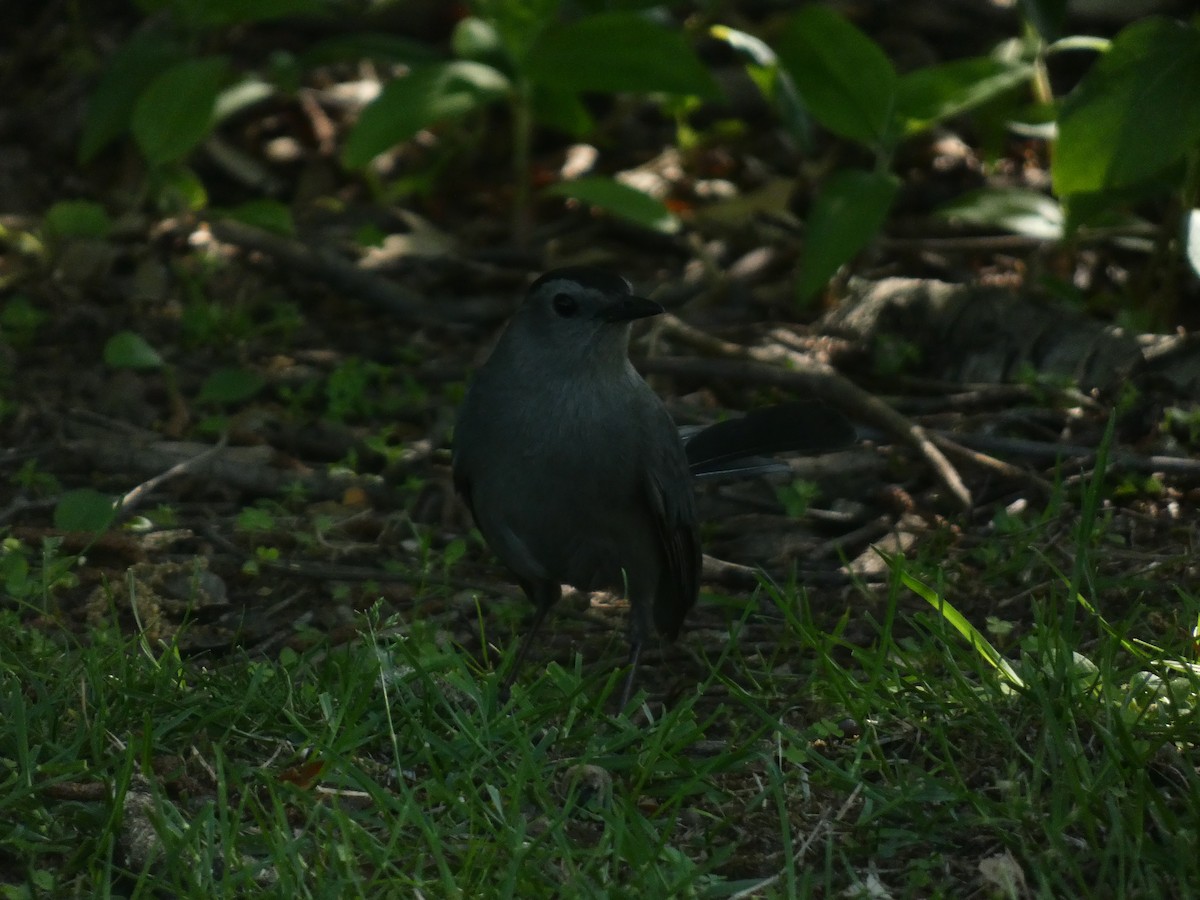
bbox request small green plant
[775,479,819,519]
[1,295,50,347]
[343,3,717,238]
[12,459,62,496]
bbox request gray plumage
[453,267,699,704]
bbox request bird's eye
[552,293,579,317]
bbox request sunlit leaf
[1055,18,1200,196]
[343,62,510,168]
[546,177,680,234]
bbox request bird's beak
[599,295,664,322]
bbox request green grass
[2,534,1198,898]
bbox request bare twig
[115,434,229,519]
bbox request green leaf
[453,16,510,71]
[712,24,811,146]
[776,6,897,149]
[898,56,1034,134]
[221,200,295,235]
[151,166,209,212]
[79,34,180,163]
[54,489,117,533]
[524,13,718,97]
[104,331,164,370]
[798,169,899,301]
[132,57,229,165]
[44,201,112,239]
[938,188,1063,240]
[545,177,680,234]
[530,85,594,137]
[199,368,266,405]
[895,563,1026,689]
[343,61,510,168]
[1054,18,1200,196]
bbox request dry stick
[643,337,974,510]
[115,434,229,519]
[208,220,509,324]
[928,432,1055,495]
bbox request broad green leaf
[938,188,1063,240]
[79,34,179,163]
[531,84,594,137]
[1055,18,1200,196]
[152,166,209,212]
[776,6,897,149]
[222,200,295,235]
[199,368,266,404]
[1062,184,1163,235]
[44,201,112,239]
[343,62,510,168]
[545,177,680,234]
[898,56,1034,133]
[524,13,718,97]
[54,489,117,533]
[132,57,229,165]
[798,169,899,301]
[104,331,164,370]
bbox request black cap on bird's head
[524,267,663,326]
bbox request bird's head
[509,267,663,365]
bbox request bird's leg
[500,581,560,701]
[619,638,643,710]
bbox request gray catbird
[453,267,854,705]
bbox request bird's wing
[642,427,702,640]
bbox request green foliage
[72,2,1200,301]
[132,57,230,165]
[1054,19,1200,198]
[103,331,164,370]
[198,368,266,405]
[52,489,117,533]
[43,201,113,239]
[522,13,718,97]
[544,177,680,234]
[221,199,295,236]
[777,7,899,153]
[798,169,900,302]
[1,296,49,347]
[938,187,1065,240]
[342,62,511,169]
